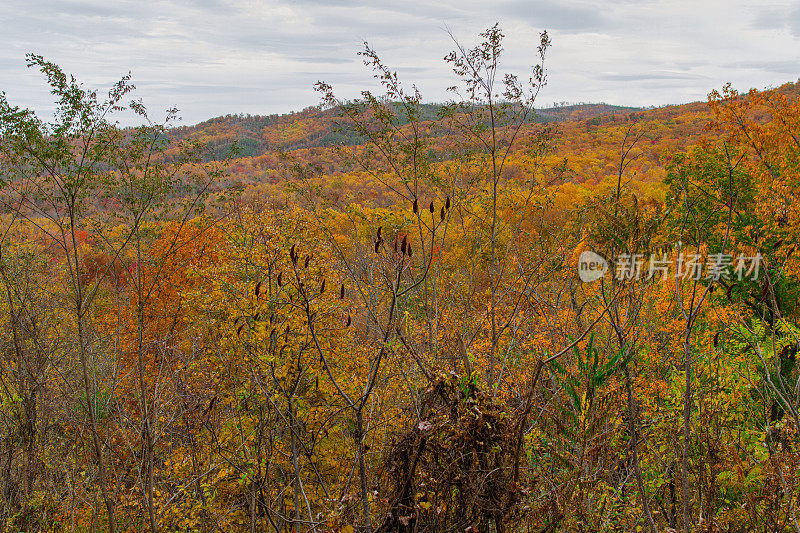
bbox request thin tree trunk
[135,234,158,533]
[355,409,371,533]
[70,207,116,533]
[624,366,657,533]
[681,336,692,533]
[76,316,116,533]
[290,401,302,530]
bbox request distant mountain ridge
[172,102,643,161]
[169,80,799,204]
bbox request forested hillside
[187,90,733,208]
[171,102,641,159]
[0,27,799,533]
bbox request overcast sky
[1,0,798,125]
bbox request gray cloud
[598,72,709,82]
[505,0,610,31]
[1,0,798,124]
[750,2,800,38]
[726,59,799,75]
[292,56,354,64]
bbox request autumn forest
[1,24,800,533]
